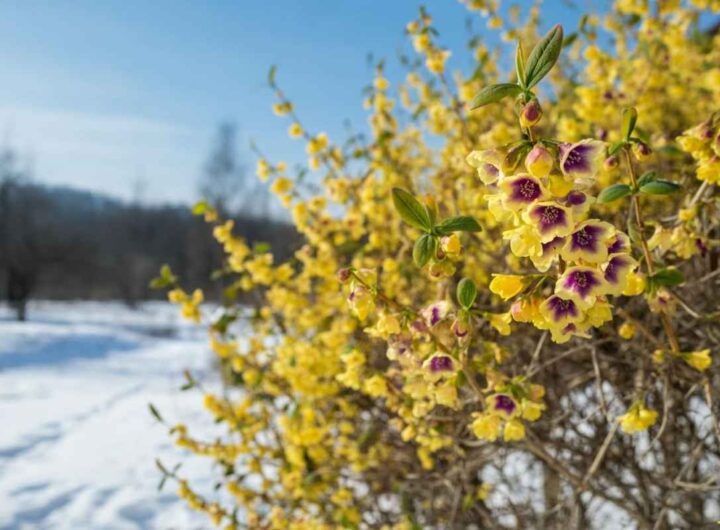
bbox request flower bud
[689,120,714,141]
[519,99,542,129]
[603,155,619,170]
[451,317,469,339]
[632,141,652,160]
[337,268,352,283]
[524,145,554,179]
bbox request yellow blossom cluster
[152,2,720,528]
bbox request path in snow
[0,301,225,530]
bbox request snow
[0,301,224,530]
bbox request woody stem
[623,148,681,354]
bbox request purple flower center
[494,394,516,414]
[696,238,708,257]
[570,224,603,252]
[429,355,454,372]
[534,205,566,233]
[607,237,626,254]
[511,177,542,202]
[604,255,631,285]
[563,143,595,174]
[563,269,600,298]
[565,191,586,206]
[542,236,565,255]
[547,296,578,322]
[562,323,577,334]
[430,306,442,326]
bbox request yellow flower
[168,288,185,304]
[425,50,450,74]
[678,206,696,222]
[682,349,711,372]
[520,400,544,421]
[489,274,526,300]
[363,375,389,398]
[270,177,293,195]
[288,122,303,139]
[488,312,512,336]
[510,297,542,323]
[621,271,646,296]
[440,233,461,257]
[272,101,293,116]
[256,159,271,181]
[306,132,329,155]
[547,173,574,197]
[652,349,666,365]
[618,321,636,340]
[373,77,389,91]
[503,419,526,441]
[619,403,658,434]
[471,413,502,441]
[476,483,492,501]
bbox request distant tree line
[0,123,301,321]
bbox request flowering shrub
[152,2,720,528]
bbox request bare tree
[198,121,270,218]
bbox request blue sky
[0,1,589,205]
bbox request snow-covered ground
[0,301,223,530]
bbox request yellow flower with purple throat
[421,301,452,327]
[529,235,566,271]
[466,148,504,185]
[562,221,614,263]
[559,139,606,187]
[499,174,549,211]
[522,201,574,243]
[539,295,583,329]
[422,353,458,380]
[562,190,593,219]
[488,393,517,416]
[602,253,638,295]
[555,266,606,310]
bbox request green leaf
[627,219,642,245]
[524,24,564,88]
[639,180,681,195]
[392,188,432,232]
[457,278,478,309]
[650,267,684,287]
[268,65,277,85]
[470,83,522,109]
[597,183,632,203]
[563,32,578,48]
[637,171,657,187]
[608,141,627,156]
[148,403,164,423]
[657,144,685,158]
[413,234,437,268]
[515,41,526,87]
[622,107,638,140]
[253,242,271,254]
[436,215,482,234]
[424,201,438,226]
[149,264,176,289]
